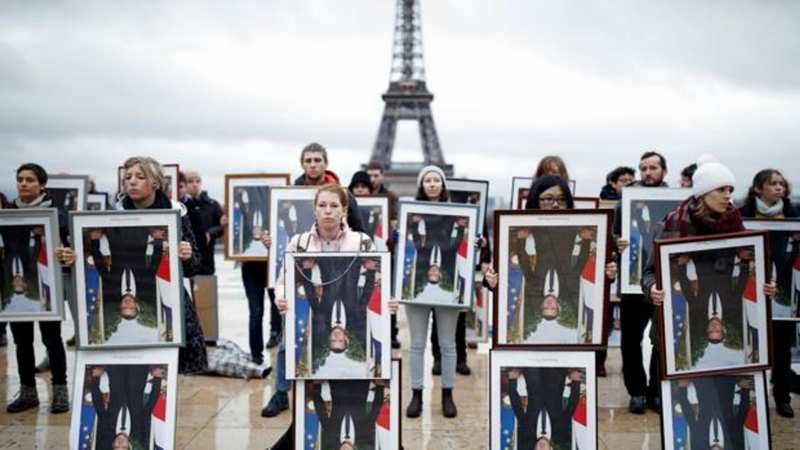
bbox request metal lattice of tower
[369,0,447,169]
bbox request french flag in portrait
[156,253,174,335]
[151,389,169,450]
[579,249,597,333]
[741,270,761,352]
[671,411,689,450]
[36,241,52,310]
[78,387,96,450]
[455,238,470,303]
[367,281,383,370]
[571,394,588,450]
[374,398,392,450]
[743,403,760,449]
[499,395,516,450]
[304,399,320,450]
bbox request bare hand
[260,232,272,248]
[650,285,664,306]
[616,238,629,253]
[56,246,76,267]
[604,262,617,280]
[485,268,498,289]
[220,214,228,226]
[764,282,776,298]
[388,298,399,314]
[277,298,287,314]
[178,241,192,261]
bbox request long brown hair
[534,155,569,180]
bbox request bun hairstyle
[122,156,165,192]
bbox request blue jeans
[242,261,267,362]
[275,316,291,393]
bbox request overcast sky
[1,1,799,202]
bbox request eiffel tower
[366,0,452,195]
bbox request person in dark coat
[599,166,635,201]
[739,168,800,417]
[181,170,224,275]
[5,163,70,415]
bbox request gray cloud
[0,1,798,204]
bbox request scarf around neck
[665,196,744,238]
[14,193,53,209]
[755,197,784,217]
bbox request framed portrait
[87,193,109,211]
[490,349,596,450]
[660,371,771,450]
[620,187,691,294]
[395,201,479,309]
[118,164,179,203]
[70,347,179,450]
[71,210,185,349]
[448,178,490,235]
[655,231,770,378]
[223,173,291,261]
[573,197,599,209]
[494,210,613,349]
[466,280,492,344]
[191,275,219,342]
[0,209,65,322]
[510,177,533,210]
[355,195,390,251]
[48,174,89,213]
[294,358,401,450]
[268,186,317,287]
[743,219,800,320]
[285,252,391,380]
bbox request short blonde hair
[122,156,165,192]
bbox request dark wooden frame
[658,371,772,450]
[654,230,772,379]
[489,349,598,450]
[223,173,291,261]
[492,209,614,350]
[573,196,599,209]
[447,177,490,235]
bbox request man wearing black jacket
[614,151,668,414]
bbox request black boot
[442,388,457,418]
[406,389,423,418]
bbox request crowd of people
[1,143,798,449]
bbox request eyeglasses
[538,196,567,206]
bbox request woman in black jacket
[63,157,208,374]
[739,168,800,418]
